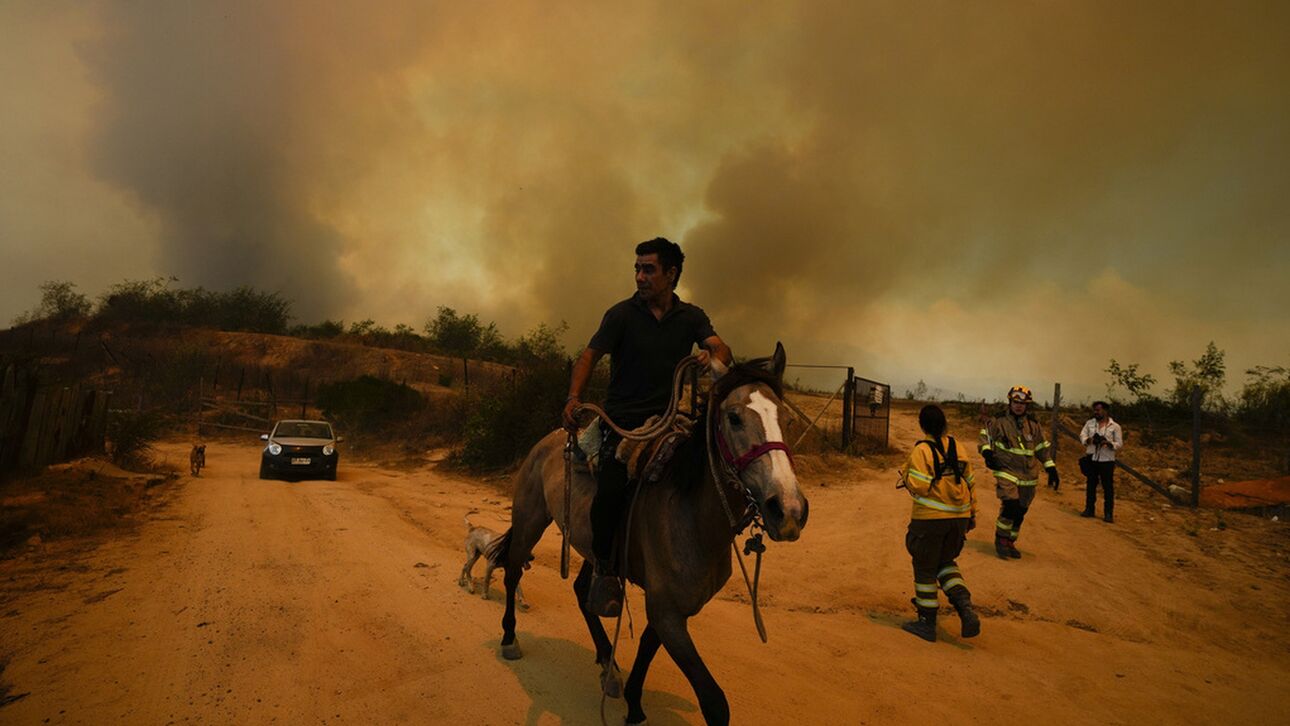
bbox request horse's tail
[486,528,513,569]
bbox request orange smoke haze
[2,1,1287,399]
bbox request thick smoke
[80,2,440,319]
[2,1,1288,396]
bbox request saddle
[616,413,696,483]
[573,414,695,483]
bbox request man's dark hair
[1092,400,1110,411]
[635,237,684,288]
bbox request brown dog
[190,444,206,476]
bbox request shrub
[1239,366,1290,432]
[107,409,166,468]
[11,281,93,325]
[456,361,567,469]
[1168,342,1227,411]
[424,307,503,358]
[315,376,425,431]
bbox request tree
[1168,342,1226,409]
[1105,359,1156,402]
[13,280,92,324]
[512,321,568,365]
[905,379,928,400]
[1239,365,1290,432]
[423,307,501,358]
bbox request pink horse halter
[715,429,795,474]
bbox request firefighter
[899,405,981,643]
[979,385,1059,559]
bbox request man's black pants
[591,429,629,565]
[1085,460,1115,516]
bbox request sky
[2,1,1287,401]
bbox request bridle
[703,383,791,644]
[715,428,794,476]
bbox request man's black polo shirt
[588,293,716,429]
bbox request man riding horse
[562,236,733,618]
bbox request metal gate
[780,365,890,452]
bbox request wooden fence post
[1051,382,1061,458]
[1191,385,1202,508]
[841,367,855,449]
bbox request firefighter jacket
[979,412,1055,487]
[900,435,978,520]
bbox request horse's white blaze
[747,390,797,487]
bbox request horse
[488,343,810,725]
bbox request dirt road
[2,424,1288,724]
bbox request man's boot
[1080,507,1095,518]
[901,601,937,643]
[1103,511,1114,524]
[1007,538,1022,559]
[948,589,981,638]
[994,535,1011,560]
[586,559,623,618]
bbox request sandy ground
[2,414,1289,725]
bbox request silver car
[259,419,342,481]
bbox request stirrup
[587,572,623,618]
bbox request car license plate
[291,457,311,465]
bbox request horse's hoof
[625,718,647,725]
[501,642,523,660]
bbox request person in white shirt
[1079,401,1123,522]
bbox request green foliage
[107,409,165,467]
[424,307,503,358]
[290,319,346,339]
[1106,359,1157,402]
[456,361,567,469]
[1168,342,1227,410]
[511,321,570,365]
[12,281,93,325]
[94,277,292,333]
[315,376,425,430]
[1239,365,1290,432]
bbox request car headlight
[268,443,282,456]
[323,444,335,456]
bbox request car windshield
[274,422,333,439]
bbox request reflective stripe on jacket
[900,436,978,520]
[978,413,1054,486]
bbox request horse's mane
[667,358,784,493]
[710,357,785,402]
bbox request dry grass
[0,459,176,558]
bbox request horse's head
[710,342,810,542]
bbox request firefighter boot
[948,589,981,638]
[901,600,937,643]
[1007,538,1022,559]
[994,535,1011,560]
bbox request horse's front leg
[573,560,621,697]
[624,623,661,725]
[653,614,729,725]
